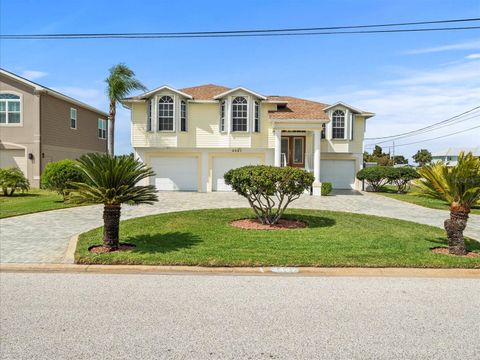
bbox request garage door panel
[212,157,260,191]
[151,157,198,191]
[320,160,355,189]
[0,149,27,175]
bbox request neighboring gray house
[0,69,108,187]
[432,147,479,166]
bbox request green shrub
[387,167,420,193]
[42,159,86,200]
[356,166,391,192]
[0,168,29,196]
[224,165,314,225]
[321,182,332,196]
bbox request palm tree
[415,152,480,255]
[70,153,158,251]
[105,63,147,155]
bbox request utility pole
[392,141,395,165]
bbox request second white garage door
[150,156,198,191]
[212,157,261,191]
[320,160,356,189]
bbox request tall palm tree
[415,152,480,255]
[70,153,158,250]
[105,63,147,155]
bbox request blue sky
[1,0,479,159]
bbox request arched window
[180,100,187,132]
[158,96,174,131]
[0,93,21,124]
[232,96,248,132]
[332,110,345,139]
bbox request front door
[281,136,305,167]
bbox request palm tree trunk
[444,210,468,255]
[103,204,121,250]
[107,99,116,156]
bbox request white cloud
[405,40,480,55]
[466,53,480,59]
[21,70,48,80]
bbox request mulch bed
[231,218,307,230]
[431,247,479,258]
[89,243,136,254]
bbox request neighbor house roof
[0,68,108,117]
[432,147,479,157]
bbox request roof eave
[213,86,267,100]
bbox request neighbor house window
[254,101,260,132]
[158,95,174,131]
[332,110,345,139]
[146,99,152,131]
[0,93,21,124]
[180,100,187,132]
[232,96,248,132]
[70,108,77,129]
[219,100,226,132]
[98,119,107,139]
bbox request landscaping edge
[1,263,479,278]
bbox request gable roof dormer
[132,85,193,100]
[212,86,267,100]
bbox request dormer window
[232,96,248,132]
[180,100,187,132]
[332,110,345,139]
[158,95,174,131]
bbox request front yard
[76,208,480,268]
[0,189,78,219]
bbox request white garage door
[212,157,261,191]
[0,149,27,175]
[320,160,355,189]
[150,157,198,191]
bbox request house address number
[232,148,242,153]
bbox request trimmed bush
[321,182,332,196]
[0,168,29,196]
[356,166,391,192]
[42,159,87,200]
[224,165,314,225]
[387,167,420,193]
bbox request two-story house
[0,69,108,187]
[123,84,374,195]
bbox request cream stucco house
[122,84,374,195]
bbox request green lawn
[0,189,78,219]
[376,186,480,215]
[75,208,480,268]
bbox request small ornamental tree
[356,166,391,192]
[42,159,87,201]
[0,168,29,196]
[413,149,432,167]
[387,167,420,193]
[224,165,314,225]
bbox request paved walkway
[1,191,479,263]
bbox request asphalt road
[1,272,479,360]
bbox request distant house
[0,69,108,187]
[432,147,479,166]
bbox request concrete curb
[1,263,479,278]
[63,234,79,264]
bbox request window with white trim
[232,96,248,132]
[180,100,187,132]
[158,95,174,131]
[146,99,152,131]
[332,110,345,139]
[254,101,260,132]
[98,119,107,139]
[0,93,21,124]
[219,100,226,132]
[70,108,77,129]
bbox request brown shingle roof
[267,96,329,120]
[179,84,230,100]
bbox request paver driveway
[1,191,479,263]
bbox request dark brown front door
[281,136,305,167]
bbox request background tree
[105,64,146,155]
[392,155,408,165]
[372,145,384,158]
[69,153,158,251]
[412,149,432,167]
[415,152,480,255]
[41,159,87,201]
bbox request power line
[2,17,479,38]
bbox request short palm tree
[105,63,146,155]
[415,152,480,255]
[70,153,158,250]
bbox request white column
[274,129,282,167]
[312,130,322,196]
